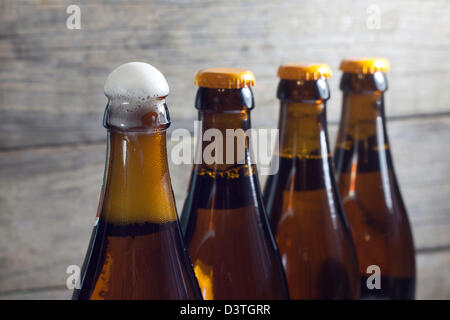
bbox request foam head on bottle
[103,62,171,132]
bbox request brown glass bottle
[181,68,289,300]
[334,58,416,299]
[73,62,202,300]
[263,64,360,299]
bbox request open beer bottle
[181,68,289,300]
[263,64,360,299]
[73,62,202,300]
[334,58,416,299]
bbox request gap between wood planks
[1,111,450,153]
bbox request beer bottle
[334,58,416,299]
[181,68,289,300]
[263,63,360,299]
[73,62,202,300]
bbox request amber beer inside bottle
[181,68,289,300]
[334,58,416,299]
[263,64,360,299]
[73,62,202,300]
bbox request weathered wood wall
[0,0,449,299]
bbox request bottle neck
[275,100,334,191]
[104,99,170,132]
[186,109,261,211]
[339,91,387,141]
[101,130,177,224]
[335,91,393,173]
[278,100,330,159]
[196,110,253,171]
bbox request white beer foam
[103,62,170,130]
[104,62,169,101]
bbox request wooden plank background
[0,0,449,299]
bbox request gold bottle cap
[339,57,390,74]
[195,68,255,89]
[277,63,332,80]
